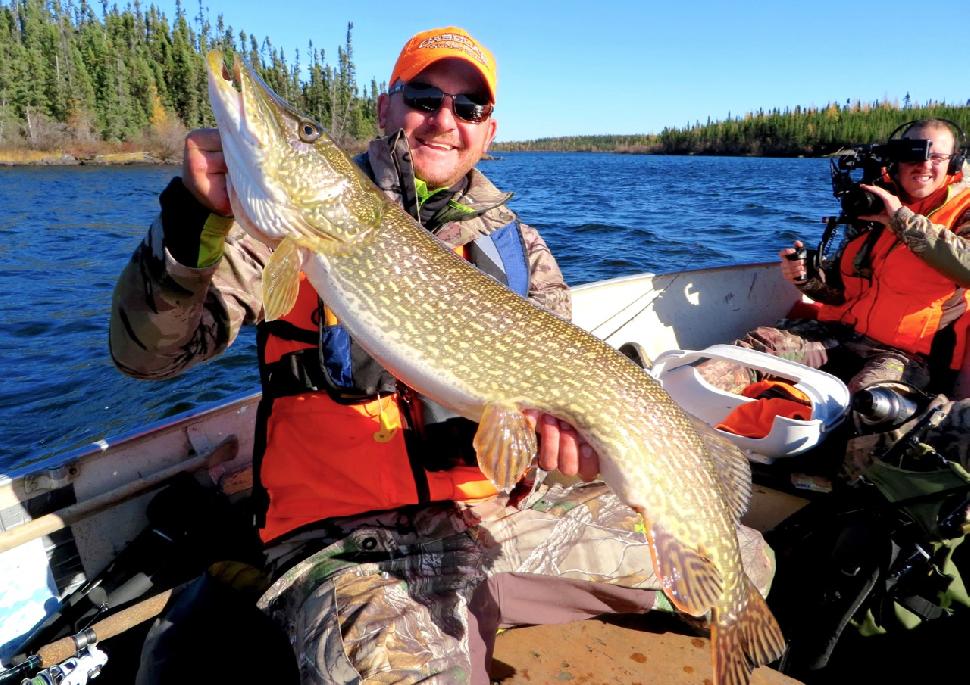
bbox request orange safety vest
[254,229,530,543]
[816,186,970,368]
[258,392,498,543]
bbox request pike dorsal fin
[473,402,537,492]
[690,417,752,523]
[642,514,722,617]
[263,237,302,321]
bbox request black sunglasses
[389,82,493,124]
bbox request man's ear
[482,118,498,153]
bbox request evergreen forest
[0,0,380,160]
[1,0,968,162]
[492,102,970,157]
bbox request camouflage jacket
[799,163,970,306]
[109,133,570,380]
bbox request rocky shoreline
[0,151,179,167]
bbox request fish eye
[299,120,321,142]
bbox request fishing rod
[0,589,173,684]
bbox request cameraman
[702,119,970,684]
[701,118,970,395]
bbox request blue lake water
[0,153,835,472]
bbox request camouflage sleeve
[890,206,970,287]
[793,274,846,305]
[786,244,846,305]
[519,221,571,320]
[109,212,269,380]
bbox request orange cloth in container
[715,380,813,439]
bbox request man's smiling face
[897,124,956,200]
[378,58,497,189]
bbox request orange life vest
[815,186,970,368]
[257,388,499,543]
[254,226,530,543]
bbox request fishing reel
[21,645,107,685]
[0,645,106,685]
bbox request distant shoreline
[2,149,816,168]
[0,141,369,167]
[0,151,179,167]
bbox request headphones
[887,118,968,175]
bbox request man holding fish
[111,26,779,684]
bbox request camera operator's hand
[182,128,233,217]
[857,184,902,225]
[779,240,808,284]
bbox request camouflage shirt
[109,133,570,380]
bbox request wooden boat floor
[489,612,801,684]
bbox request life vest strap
[263,346,398,403]
[262,319,318,346]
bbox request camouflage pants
[930,399,970,468]
[695,319,931,395]
[257,480,775,684]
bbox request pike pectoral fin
[473,402,537,492]
[641,514,722,617]
[263,237,302,321]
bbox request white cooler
[650,345,851,463]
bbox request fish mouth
[207,51,257,147]
[206,49,291,241]
[206,50,244,98]
[207,50,318,151]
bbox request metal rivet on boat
[23,465,73,494]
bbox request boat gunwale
[2,392,261,487]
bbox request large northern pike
[206,50,785,684]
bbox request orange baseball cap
[389,27,497,103]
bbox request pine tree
[169,0,201,127]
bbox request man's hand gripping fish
[206,50,785,685]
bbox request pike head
[206,50,385,318]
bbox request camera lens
[840,185,883,217]
[852,386,919,427]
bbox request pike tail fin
[712,579,786,685]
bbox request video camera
[790,139,936,282]
[830,139,933,219]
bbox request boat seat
[650,345,850,463]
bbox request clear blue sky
[152,0,969,142]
